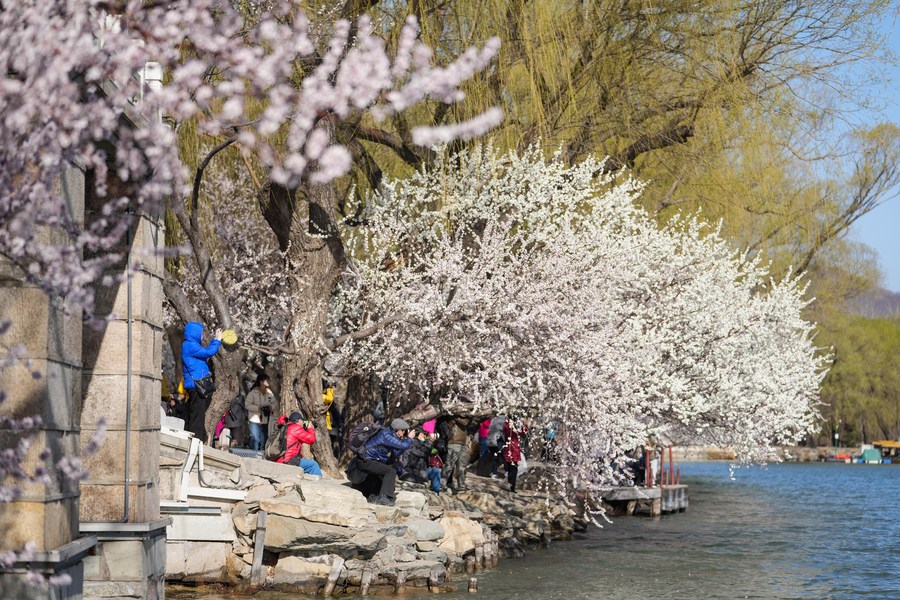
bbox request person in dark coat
[181,321,222,443]
[356,418,414,506]
[400,430,441,493]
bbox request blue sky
[850,16,900,292]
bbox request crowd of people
[162,321,547,507]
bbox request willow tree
[818,314,900,445]
[352,0,900,299]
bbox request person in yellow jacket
[322,381,342,456]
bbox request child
[427,446,444,493]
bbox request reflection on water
[169,462,900,600]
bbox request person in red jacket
[503,417,529,493]
[276,412,322,476]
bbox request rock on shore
[221,472,577,594]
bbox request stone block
[0,496,77,552]
[101,539,145,581]
[395,490,427,512]
[0,286,82,365]
[157,464,180,500]
[81,372,161,428]
[225,551,250,583]
[82,319,161,379]
[244,483,278,503]
[0,359,81,427]
[78,479,157,522]
[80,427,160,488]
[92,270,164,328]
[259,498,371,528]
[165,541,186,577]
[83,580,143,598]
[437,516,484,555]
[0,428,80,499]
[264,514,386,559]
[406,519,445,542]
[181,541,228,583]
[273,555,332,585]
[167,513,236,542]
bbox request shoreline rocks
[233,475,575,594]
[162,443,580,595]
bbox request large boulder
[273,556,333,586]
[436,516,484,555]
[395,490,427,512]
[264,514,386,559]
[294,479,369,510]
[406,519,445,542]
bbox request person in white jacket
[246,373,277,451]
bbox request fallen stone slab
[264,514,386,559]
[259,498,372,528]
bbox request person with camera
[246,373,277,451]
[400,429,442,493]
[275,412,322,476]
[181,321,223,443]
[357,418,414,506]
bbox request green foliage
[818,314,900,445]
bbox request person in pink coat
[478,418,492,458]
[502,418,529,493]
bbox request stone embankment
[161,433,579,595]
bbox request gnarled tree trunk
[263,155,346,475]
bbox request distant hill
[847,287,900,318]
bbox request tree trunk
[337,373,380,464]
[204,345,250,443]
[267,148,347,473]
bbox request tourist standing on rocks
[181,321,222,443]
[486,416,506,478]
[276,412,322,476]
[503,418,529,493]
[439,415,476,493]
[478,418,492,459]
[246,373,277,451]
[357,418,414,506]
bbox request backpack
[265,423,288,460]
[224,394,247,428]
[348,421,381,458]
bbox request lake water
[171,462,900,599]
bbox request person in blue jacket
[182,321,222,443]
[358,418,414,506]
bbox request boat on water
[871,440,900,464]
[823,452,853,463]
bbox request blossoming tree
[0,0,503,557]
[331,146,829,498]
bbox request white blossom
[331,146,828,499]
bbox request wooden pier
[602,484,689,516]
